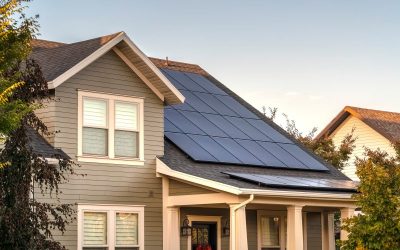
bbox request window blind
[115,102,138,131]
[116,213,138,246]
[115,130,138,158]
[83,212,107,246]
[83,98,107,128]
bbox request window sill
[77,156,145,166]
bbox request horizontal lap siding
[36,50,164,250]
[169,179,217,195]
[331,116,396,180]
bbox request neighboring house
[21,32,357,250]
[317,106,400,181]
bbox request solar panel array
[224,172,357,192]
[162,68,328,171]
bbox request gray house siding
[169,179,217,196]
[36,50,164,250]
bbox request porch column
[287,205,304,250]
[163,176,180,250]
[166,207,180,250]
[340,207,355,241]
[229,204,248,250]
[321,212,335,250]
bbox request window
[78,91,144,165]
[78,204,144,250]
[257,211,286,250]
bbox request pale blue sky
[27,1,400,133]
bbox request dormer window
[77,90,144,165]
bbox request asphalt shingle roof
[317,106,400,142]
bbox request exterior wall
[306,212,322,250]
[169,179,217,196]
[331,115,396,180]
[35,97,56,144]
[36,50,165,249]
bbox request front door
[191,222,217,250]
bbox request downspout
[230,194,254,250]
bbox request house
[26,32,357,250]
[317,106,400,181]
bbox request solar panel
[185,72,228,96]
[162,69,329,171]
[224,172,358,192]
[165,132,217,161]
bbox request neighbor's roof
[30,32,184,104]
[153,58,351,192]
[317,106,400,142]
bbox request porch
[162,176,356,250]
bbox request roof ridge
[150,57,208,75]
[345,106,400,116]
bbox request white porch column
[321,212,335,250]
[163,176,180,250]
[166,207,180,250]
[229,204,248,250]
[340,207,355,241]
[287,205,304,250]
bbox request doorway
[187,215,222,250]
[191,222,217,250]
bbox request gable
[31,32,184,104]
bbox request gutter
[230,194,254,250]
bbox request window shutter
[83,212,107,246]
[116,213,138,246]
[84,98,107,127]
[115,102,138,131]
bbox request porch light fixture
[223,219,230,237]
[181,217,192,236]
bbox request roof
[317,106,400,142]
[155,58,352,192]
[26,128,70,159]
[30,32,184,104]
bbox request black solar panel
[162,69,329,171]
[224,172,358,192]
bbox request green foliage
[340,143,400,250]
[0,0,38,136]
[0,1,78,249]
[265,107,356,170]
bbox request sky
[26,1,400,133]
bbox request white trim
[187,215,222,250]
[156,158,355,201]
[257,210,287,250]
[121,33,185,103]
[77,204,145,250]
[48,32,184,104]
[113,47,165,102]
[78,90,145,164]
[49,32,125,89]
[157,158,242,195]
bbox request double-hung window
[78,91,144,165]
[78,204,144,250]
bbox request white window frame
[77,90,145,165]
[77,204,145,250]
[257,210,286,250]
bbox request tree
[0,1,78,249]
[340,143,400,250]
[264,107,356,170]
